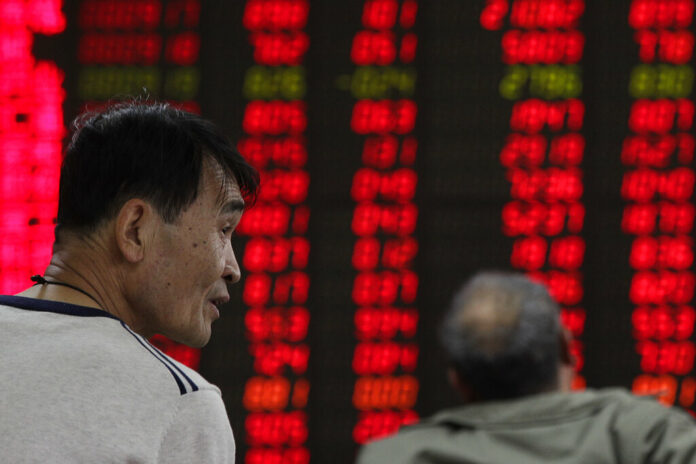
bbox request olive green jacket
[356,389,696,464]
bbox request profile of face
[136,162,245,348]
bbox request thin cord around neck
[30,275,102,308]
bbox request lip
[207,300,220,319]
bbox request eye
[221,226,234,237]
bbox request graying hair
[439,272,561,399]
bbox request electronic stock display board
[1,1,696,462]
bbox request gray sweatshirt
[0,295,235,463]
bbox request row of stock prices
[7,1,696,463]
[0,0,65,294]
[623,0,696,409]
[237,1,312,463]
[348,0,420,445]
[481,0,588,389]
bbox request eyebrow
[221,199,245,215]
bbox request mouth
[206,295,229,319]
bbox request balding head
[440,272,562,400]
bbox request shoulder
[356,421,444,464]
[114,321,220,397]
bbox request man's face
[139,163,244,347]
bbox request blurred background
[1,0,695,462]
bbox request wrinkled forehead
[201,158,244,209]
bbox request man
[357,272,696,463]
[0,102,259,463]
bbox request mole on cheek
[193,243,198,248]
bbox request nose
[222,242,241,285]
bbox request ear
[559,326,574,369]
[447,367,475,403]
[114,199,157,263]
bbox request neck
[17,238,145,334]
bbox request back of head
[439,272,561,400]
[57,101,259,240]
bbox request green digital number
[350,66,416,99]
[164,67,199,100]
[630,65,693,98]
[78,67,161,100]
[243,66,306,100]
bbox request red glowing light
[658,202,695,234]
[501,133,585,168]
[502,201,585,236]
[164,31,200,65]
[362,0,398,30]
[507,167,583,201]
[548,236,585,270]
[623,202,696,235]
[257,169,310,204]
[78,0,161,30]
[0,4,64,294]
[629,99,694,134]
[621,134,695,168]
[250,342,310,376]
[272,271,310,304]
[637,340,696,375]
[502,30,584,65]
[353,375,419,410]
[78,33,162,65]
[560,307,586,336]
[510,236,547,270]
[399,0,418,29]
[243,0,309,31]
[351,202,418,237]
[243,101,307,135]
[362,135,399,169]
[238,136,307,169]
[243,237,310,273]
[149,335,200,369]
[549,133,585,165]
[381,237,418,269]
[353,410,418,444]
[351,99,417,135]
[510,99,584,133]
[351,168,417,203]
[621,168,696,202]
[399,33,417,63]
[633,374,678,405]
[480,0,509,31]
[500,134,547,168]
[246,411,308,447]
[629,0,695,30]
[353,342,418,375]
[633,30,694,64]
[164,0,200,28]
[352,271,418,306]
[630,236,694,270]
[250,31,309,66]
[633,305,696,341]
[529,270,583,305]
[246,447,310,464]
[509,0,585,29]
[355,307,419,340]
[245,306,310,343]
[237,204,292,236]
[629,270,695,304]
[243,376,291,411]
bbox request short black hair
[439,272,561,400]
[57,101,259,238]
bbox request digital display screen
[1,1,696,463]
